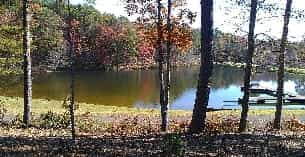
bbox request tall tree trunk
[239,0,258,132]
[56,0,61,16]
[189,0,214,133]
[157,0,167,132]
[67,0,76,141]
[162,0,172,132]
[274,0,293,130]
[23,0,32,127]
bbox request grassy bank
[1,96,305,117]
[0,96,191,116]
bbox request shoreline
[36,62,305,75]
[2,61,305,76]
[218,61,305,75]
[1,95,305,116]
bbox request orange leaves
[282,116,305,132]
[123,0,196,54]
[135,25,155,58]
[171,25,193,52]
[137,24,193,53]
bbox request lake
[1,65,305,110]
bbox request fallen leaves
[283,115,305,132]
[1,112,305,156]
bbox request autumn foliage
[138,24,193,53]
[95,24,138,67]
[1,0,196,71]
[124,0,196,53]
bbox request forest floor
[1,96,305,156]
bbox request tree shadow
[0,133,305,156]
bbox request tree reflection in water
[0,65,305,110]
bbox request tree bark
[189,0,214,133]
[239,0,258,132]
[162,0,172,132]
[67,0,76,141]
[157,0,167,132]
[274,0,293,130]
[165,1,171,105]
[23,0,32,127]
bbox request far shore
[3,61,305,77]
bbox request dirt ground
[1,112,305,156]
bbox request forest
[1,0,305,156]
[1,0,305,74]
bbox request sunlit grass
[1,96,305,117]
[0,96,192,116]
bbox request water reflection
[1,65,305,110]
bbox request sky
[71,0,305,41]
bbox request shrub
[62,95,79,110]
[0,99,7,122]
[39,111,70,129]
[10,113,23,127]
[161,134,185,156]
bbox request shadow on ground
[0,133,305,157]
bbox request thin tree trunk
[274,0,293,130]
[67,0,76,141]
[189,0,214,133]
[23,0,32,127]
[56,0,61,16]
[157,0,167,132]
[239,0,258,132]
[162,0,172,132]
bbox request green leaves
[0,25,22,55]
[0,22,23,73]
[31,6,64,55]
[39,111,70,129]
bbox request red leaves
[70,19,81,55]
[95,24,139,66]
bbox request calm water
[1,65,305,110]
